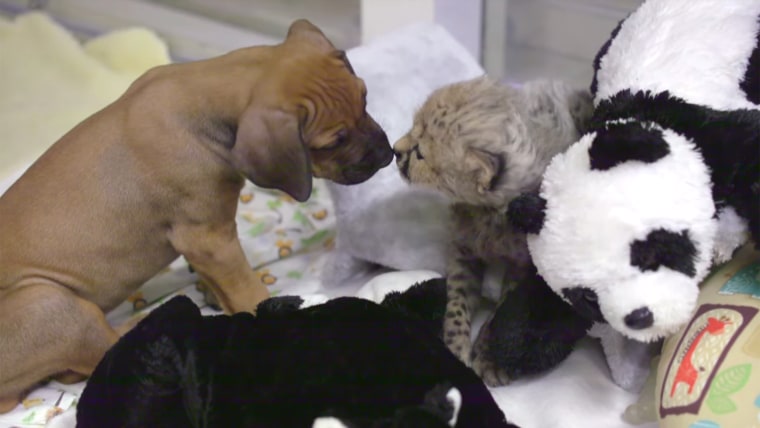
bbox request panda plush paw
[477,271,592,381]
[470,335,512,387]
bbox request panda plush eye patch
[587,121,670,171]
[629,229,697,277]
[591,90,760,161]
[561,287,604,323]
[590,18,624,96]
[739,32,759,105]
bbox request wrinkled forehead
[317,54,366,110]
[274,56,365,131]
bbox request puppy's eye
[337,128,349,143]
[320,129,348,150]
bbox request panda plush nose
[624,307,654,330]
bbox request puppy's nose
[624,307,654,330]
[393,149,403,159]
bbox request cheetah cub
[393,76,592,386]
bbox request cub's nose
[624,307,654,330]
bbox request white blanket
[0,12,656,428]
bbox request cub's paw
[471,353,511,387]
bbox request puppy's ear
[285,19,335,52]
[233,104,313,202]
[465,148,503,194]
[508,192,547,234]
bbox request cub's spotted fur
[394,76,592,386]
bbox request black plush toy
[475,270,592,380]
[76,279,518,428]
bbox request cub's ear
[465,148,503,194]
[508,192,547,234]
[232,104,312,202]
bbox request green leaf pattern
[706,364,752,415]
[267,199,283,210]
[301,230,331,247]
[292,210,312,228]
[247,221,268,238]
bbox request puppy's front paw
[53,371,88,385]
[196,280,222,311]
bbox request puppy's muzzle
[342,125,393,183]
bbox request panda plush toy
[508,0,760,344]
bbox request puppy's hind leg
[0,283,119,413]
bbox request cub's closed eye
[412,145,424,160]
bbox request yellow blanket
[0,11,170,180]
[0,12,169,427]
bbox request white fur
[355,269,441,302]
[446,387,462,427]
[596,0,760,110]
[312,417,348,428]
[713,206,750,264]
[530,126,716,341]
[298,294,330,309]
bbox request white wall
[360,0,483,61]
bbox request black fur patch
[592,90,760,244]
[507,192,547,234]
[561,287,605,323]
[588,122,670,170]
[624,307,654,330]
[630,229,697,277]
[590,17,625,96]
[256,295,304,316]
[380,278,447,337]
[486,272,591,379]
[77,294,516,428]
[740,19,760,104]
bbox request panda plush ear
[507,192,547,234]
[588,121,670,170]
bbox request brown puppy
[0,19,392,412]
